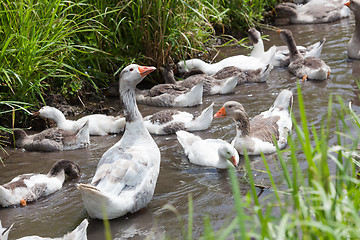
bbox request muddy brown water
[2,16,360,240]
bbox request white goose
[176,46,276,76]
[0,160,80,207]
[77,64,161,220]
[176,130,239,169]
[144,102,214,135]
[248,27,326,68]
[214,89,293,155]
[278,29,331,81]
[13,122,89,152]
[274,0,350,25]
[34,106,125,136]
[5,219,88,240]
[345,0,360,59]
[0,220,13,240]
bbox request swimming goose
[176,46,276,76]
[176,130,239,169]
[0,160,80,207]
[8,219,88,240]
[0,220,13,240]
[345,0,360,59]
[34,106,125,136]
[136,81,203,107]
[13,122,89,152]
[144,102,214,135]
[274,0,350,25]
[278,29,331,81]
[248,27,326,67]
[77,64,161,220]
[162,67,237,95]
[214,89,293,155]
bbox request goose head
[33,106,63,120]
[214,101,249,122]
[119,64,156,90]
[274,3,298,18]
[48,160,81,180]
[177,59,205,74]
[218,144,239,167]
[214,101,250,135]
[248,28,261,44]
[345,0,360,12]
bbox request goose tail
[305,38,326,58]
[220,76,238,94]
[0,220,13,240]
[77,183,130,220]
[174,82,203,107]
[176,130,202,156]
[63,219,89,240]
[76,120,90,147]
[259,63,272,82]
[272,89,293,111]
[189,102,214,131]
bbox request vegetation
[175,84,360,239]
[0,0,280,107]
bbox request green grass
[170,83,360,239]
[0,0,280,110]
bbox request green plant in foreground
[0,101,32,165]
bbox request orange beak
[32,111,40,116]
[277,29,282,34]
[214,107,227,118]
[20,199,27,207]
[138,66,156,77]
[344,1,350,7]
[230,156,237,167]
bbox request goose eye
[129,68,134,72]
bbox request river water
[1,14,360,240]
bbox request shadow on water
[1,15,360,240]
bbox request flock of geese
[1,0,360,239]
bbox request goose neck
[120,87,142,123]
[354,14,360,38]
[234,115,250,138]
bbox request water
[1,16,360,240]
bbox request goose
[144,102,214,135]
[4,219,88,240]
[176,46,276,76]
[248,27,326,67]
[278,29,331,81]
[176,130,239,169]
[274,0,350,25]
[0,160,80,207]
[13,122,89,152]
[34,106,125,136]
[161,67,237,95]
[77,64,161,220]
[0,220,13,240]
[135,81,203,107]
[214,89,293,155]
[345,0,360,59]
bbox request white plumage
[77,64,161,220]
[176,130,239,169]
